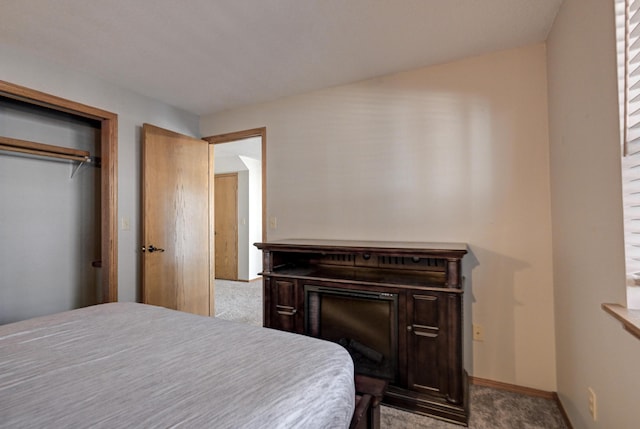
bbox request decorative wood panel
[407,293,443,394]
[272,279,300,333]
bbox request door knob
[142,245,165,253]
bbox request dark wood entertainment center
[255,239,469,425]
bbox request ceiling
[0,0,564,116]
[215,137,262,161]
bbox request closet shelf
[0,135,100,177]
[0,135,90,162]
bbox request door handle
[142,245,165,253]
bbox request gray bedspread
[0,303,355,428]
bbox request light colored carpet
[381,386,568,429]
[214,278,262,326]
[214,278,568,428]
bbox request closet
[0,82,117,324]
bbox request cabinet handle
[276,305,297,316]
[407,325,413,332]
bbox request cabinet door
[268,278,301,333]
[406,292,449,396]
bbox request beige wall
[201,44,557,391]
[547,0,640,427]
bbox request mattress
[0,302,355,428]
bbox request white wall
[237,169,250,280]
[201,44,557,391]
[242,156,263,279]
[546,0,640,427]
[0,44,200,304]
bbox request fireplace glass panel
[305,286,397,381]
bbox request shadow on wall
[464,245,530,383]
[463,248,479,376]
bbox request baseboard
[552,392,574,429]
[223,277,262,283]
[469,377,573,429]
[469,376,554,399]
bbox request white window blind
[618,0,640,285]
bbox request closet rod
[0,136,90,162]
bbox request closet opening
[0,80,118,324]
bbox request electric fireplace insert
[305,285,398,382]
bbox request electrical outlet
[472,324,484,341]
[121,216,130,231]
[588,387,597,421]
[269,216,277,229]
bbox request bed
[0,302,355,428]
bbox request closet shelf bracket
[70,156,101,178]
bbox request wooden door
[214,173,238,280]
[142,123,211,316]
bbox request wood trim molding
[0,80,116,121]
[1,80,118,302]
[203,127,267,241]
[101,116,118,302]
[208,144,216,315]
[602,303,640,340]
[469,376,554,399]
[470,377,573,429]
[203,127,266,144]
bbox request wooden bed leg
[352,375,387,429]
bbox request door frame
[0,80,118,302]
[203,127,267,242]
